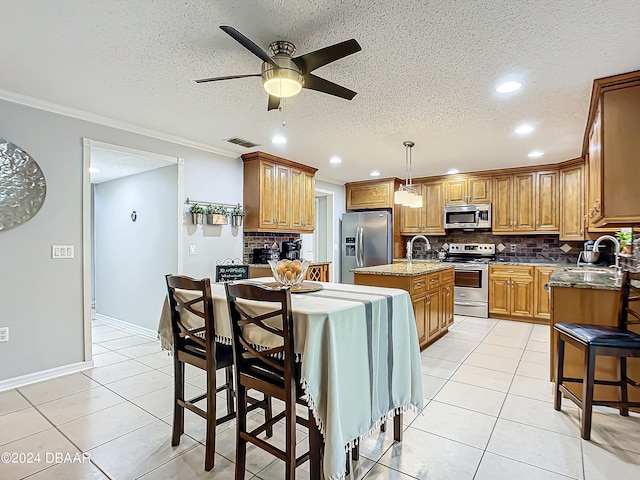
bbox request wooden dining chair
[225,282,323,480]
[164,274,238,471]
[554,271,640,439]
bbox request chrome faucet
[406,235,431,265]
[593,234,622,277]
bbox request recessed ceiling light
[88,167,100,173]
[514,124,534,135]
[528,150,544,159]
[370,170,381,177]
[330,156,342,164]
[447,168,459,175]
[272,136,287,145]
[496,81,522,94]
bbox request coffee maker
[280,240,302,260]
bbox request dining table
[158,278,424,480]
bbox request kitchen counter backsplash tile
[243,232,301,264]
[408,232,583,263]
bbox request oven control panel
[448,243,495,255]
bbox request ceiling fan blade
[194,74,261,84]
[292,39,361,74]
[220,25,278,67]
[303,74,357,100]
[267,95,281,111]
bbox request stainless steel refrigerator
[341,211,393,283]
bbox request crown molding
[0,89,239,159]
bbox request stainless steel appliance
[341,211,392,283]
[577,240,601,265]
[444,204,491,229]
[280,240,302,260]
[447,243,495,318]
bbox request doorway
[82,139,183,361]
[300,188,335,280]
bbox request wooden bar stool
[553,271,640,439]
[225,282,323,480]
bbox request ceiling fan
[195,26,362,111]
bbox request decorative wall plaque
[0,139,47,231]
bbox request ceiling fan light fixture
[262,59,303,98]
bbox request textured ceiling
[90,147,174,184]
[1,0,639,183]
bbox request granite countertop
[548,266,623,291]
[350,263,454,277]
[393,256,580,267]
[249,261,331,268]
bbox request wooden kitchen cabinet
[533,266,554,320]
[492,171,558,234]
[242,152,317,233]
[345,178,399,210]
[585,73,640,227]
[489,265,535,321]
[444,176,491,205]
[400,181,445,235]
[353,267,454,349]
[559,161,586,241]
[291,168,315,232]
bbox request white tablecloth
[158,279,424,480]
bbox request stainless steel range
[447,243,495,318]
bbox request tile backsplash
[406,231,583,262]
[244,232,301,264]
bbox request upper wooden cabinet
[291,168,315,232]
[242,152,317,233]
[400,181,445,235]
[345,178,399,210]
[559,161,586,241]
[492,170,558,234]
[444,176,491,205]
[584,72,640,227]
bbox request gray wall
[0,98,242,381]
[315,179,346,281]
[94,166,178,332]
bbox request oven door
[453,265,488,303]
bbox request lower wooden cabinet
[249,263,329,282]
[354,268,455,349]
[489,265,552,323]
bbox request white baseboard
[94,313,158,339]
[0,361,94,393]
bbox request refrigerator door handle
[356,226,364,267]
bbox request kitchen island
[549,267,640,408]
[352,263,455,348]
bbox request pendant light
[394,141,423,208]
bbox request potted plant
[206,204,229,225]
[616,229,633,255]
[230,204,245,227]
[189,203,205,224]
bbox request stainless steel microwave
[444,204,492,229]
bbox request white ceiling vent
[225,137,260,148]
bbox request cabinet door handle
[536,220,540,226]
[426,294,431,305]
[508,269,515,273]
[580,228,583,235]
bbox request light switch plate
[510,244,517,253]
[189,245,196,255]
[52,245,74,258]
[0,327,9,343]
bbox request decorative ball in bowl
[268,259,310,287]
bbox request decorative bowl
[268,259,310,287]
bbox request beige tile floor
[1,316,640,479]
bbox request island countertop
[548,266,623,291]
[350,262,454,277]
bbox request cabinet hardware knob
[536,220,540,226]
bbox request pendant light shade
[394,141,422,207]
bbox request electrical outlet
[189,245,196,255]
[0,327,9,343]
[510,244,517,253]
[52,245,74,258]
